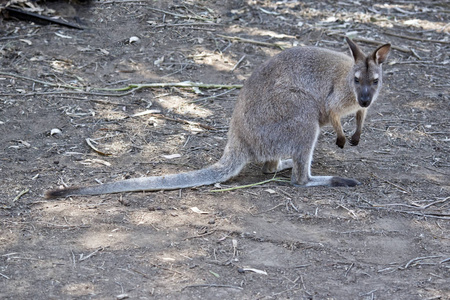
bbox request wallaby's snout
[359,86,372,107]
[356,82,376,108]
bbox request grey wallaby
[45,37,391,198]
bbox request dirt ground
[0,0,449,299]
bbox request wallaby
[45,37,391,198]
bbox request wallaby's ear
[346,37,364,62]
[372,44,391,65]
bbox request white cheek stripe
[355,71,361,78]
[373,73,379,80]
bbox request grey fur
[45,38,391,198]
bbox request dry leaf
[242,267,268,275]
[55,32,72,39]
[190,207,209,214]
[161,154,181,159]
[132,109,161,117]
[85,138,112,156]
[129,36,140,43]
[98,48,110,55]
[154,56,164,67]
[19,39,32,45]
[82,159,111,167]
[50,128,62,136]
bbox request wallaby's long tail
[44,152,246,199]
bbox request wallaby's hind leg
[290,127,360,187]
[262,159,294,174]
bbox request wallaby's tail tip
[44,187,76,199]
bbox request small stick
[403,255,441,269]
[231,55,246,72]
[13,189,29,202]
[217,34,287,50]
[384,31,450,45]
[0,272,10,279]
[0,72,243,91]
[154,22,222,28]
[79,247,103,262]
[85,138,112,156]
[440,257,450,264]
[147,7,214,22]
[182,284,243,290]
[334,35,414,55]
[153,114,216,131]
[185,230,215,240]
[420,196,450,209]
[210,177,289,192]
[189,88,237,103]
[255,203,285,215]
[371,173,409,193]
[344,263,354,276]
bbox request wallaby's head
[346,37,391,108]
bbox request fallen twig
[153,114,216,131]
[210,177,289,192]
[231,55,246,72]
[358,205,450,220]
[418,196,450,210]
[85,138,112,156]
[0,72,243,97]
[332,35,416,56]
[189,88,237,103]
[371,173,409,193]
[147,7,214,22]
[384,31,450,45]
[79,247,104,262]
[13,189,29,202]
[403,255,441,269]
[182,284,243,290]
[217,34,288,50]
[154,22,222,28]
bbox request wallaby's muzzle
[358,86,372,107]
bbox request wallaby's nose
[359,87,371,107]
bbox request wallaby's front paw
[350,137,359,146]
[350,134,360,146]
[336,136,346,149]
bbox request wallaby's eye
[373,79,379,85]
[354,77,360,84]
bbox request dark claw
[350,137,360,146]
[336,136,346,149]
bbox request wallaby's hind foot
[262,159,294,174]
[291,175,360,187]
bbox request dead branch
[332,35,417,56]
[182,284,243,290]
[384,31,450,45]
[0,72,243,97]
[217,34,288,50]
